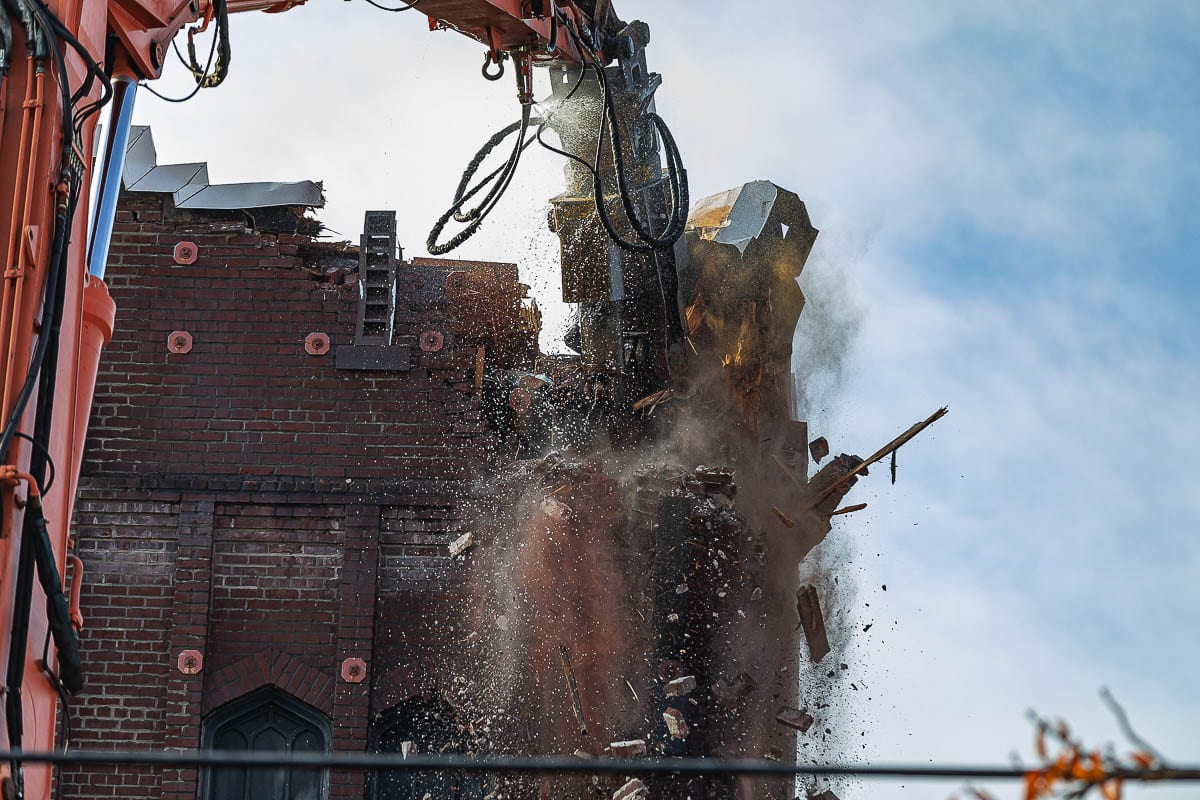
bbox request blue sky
[135,2,1199,797]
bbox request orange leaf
[1023,771,1049,800]
[1130,751,1155,769]
[1101,778,1123,800]
[1034,727,1048,760]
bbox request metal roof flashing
[121,126,325,211]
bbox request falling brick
[775,707,815,733]
[796,585,831,663]
[609,740,648,758]
[809,436,830,464]
[613,778,648,800]
[663,708,690,740]
[664,675,697,697]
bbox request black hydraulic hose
[3,186,73,755]
[427,106,540,255]
[30,502,82,693]
[564,24,689,253]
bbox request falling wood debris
[796,585,831,663]
[830,502,867,517]
[772,506,796,527]
[559,646,588,735]
[810,406,948,507]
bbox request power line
[4,749,1199,783]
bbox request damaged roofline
[121,126,325,211]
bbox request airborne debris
[830,502,867,517]
[809,436,830,464]
[810,406,948,507]
[613,778,648,800]
[807,790,840,800]
[771,506,796,528]
[796,585,831,663]
[609,740,648,758]
[448,531,474,557]
[559,646,588,735]
[663,707,690,739]
[776,707,816,733]
[711,672,757,708]
[664,675,697,697]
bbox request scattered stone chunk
[664,675,697,697]
[613,778,648,800]
[809,436,830,464]
[663,708,690,739]
[775,707,815,733]
[609,740,647,758]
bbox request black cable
[0,748,1191,783]
[564,23,689,253]
[426,105,539,255]
[11,433,54,495]
[141,0,222,103]
[362,0,421,10]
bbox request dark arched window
[368,697,487,800]
[202,686,330,800]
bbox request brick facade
[61,192,511,799]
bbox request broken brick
[775,707,815,733]
[609,740,647,758]
[663,708,690,739]
[664,675,697,697]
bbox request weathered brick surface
[63,194,495,799]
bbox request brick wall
[86,193,490,483]
[62,193,500,799]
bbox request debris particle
[796,585,831,663]
[573,749,593,759]
[613,778,648,800]
[809,436,830,464]
[663,707,690,740]
[495,615,510,631]
[775,707,816,733]
[674,583,688,595]
[711,672,757,708]
[540,496,572,521]
[862,623,873,632]
[559,646,588,735]
[771,506,796,528]
[808,790,841,800]
[448,531,474,558]
[625,679,640,703]
[664,675,697,697]
[830,502,867,517]
[609,740,648,758]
